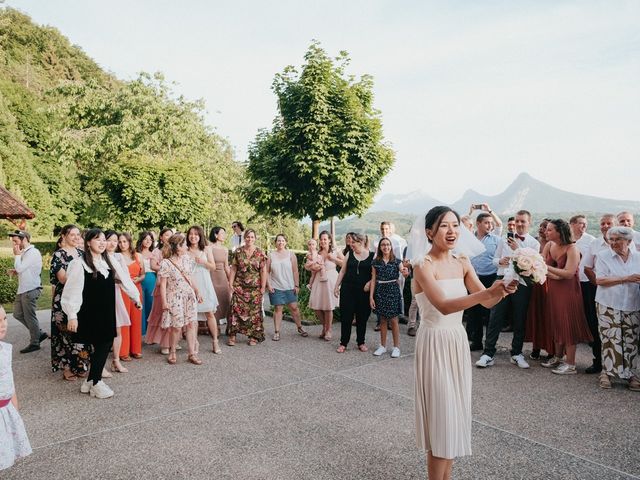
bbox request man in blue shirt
[467,213,500,350]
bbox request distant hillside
[371,172,640,216]
[451,173,640,214]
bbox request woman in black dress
[334,233,374,352]
[62,229,141,399]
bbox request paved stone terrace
[3,311,640,480]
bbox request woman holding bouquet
[411,206,516,480]
[541,219,592,374]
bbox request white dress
[414,279,472,459]
[192,251,219,317]
[0,342,32,470]
[111,253,131,328]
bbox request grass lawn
[3,269,52,313]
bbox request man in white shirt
[570,215,599,373]
[616,211,640,249]
[230,221,245,251]
[476,210,540,369]
[583,214,617,284]
[8,230,46,353]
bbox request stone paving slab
[3,311,640,480]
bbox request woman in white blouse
[62,229,141,399]
[594,226,640,391]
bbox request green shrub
[0,258,18,304]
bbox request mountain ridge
[372,172,640,215]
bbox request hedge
[0,258,19,304]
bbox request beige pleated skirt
[414,322,472,459]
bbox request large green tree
[247,42,395,237]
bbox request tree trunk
[330,217,335,241]
[312,219,321,239]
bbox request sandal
[336,345,346,353]
[599,373,611,389]
[297,327,308,337]
[188,354,202,365]
[358,344,369,352]
[319,330,326,339]
[272,332,280,341]
[167,351,177,365]
[324,332,332,342]
[111,360,128,373]
[131,353,143,359]
[212,340,222,354]
[227,336,236,347]
[62,369,76,381]
[120,356,132,362]
[248,339,258,346]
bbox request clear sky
[8,0,640,202]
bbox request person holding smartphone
[469,203,503,236]
[476,210,540,370]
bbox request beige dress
[308,256,339,310]
[210,247,231,321]
[414,279,472,459]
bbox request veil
[407,211,486,266]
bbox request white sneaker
[80,379,92,394]
[373,346,387,356]
[510,354,530,369]
[552,363,577,375]
[391,347,401,358]
[541,356,562,368]
[90,381,114,399]
[475,355,494,368]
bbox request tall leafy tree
[247,42,394,237]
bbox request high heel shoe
[111,360,128,373]
[167,350,177,365]
[187,354,202,365]
[212,339,222,354]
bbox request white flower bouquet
[503,247,547,286]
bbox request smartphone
[472,204,483,210]
[507,232,515,240]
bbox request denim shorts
[269,289,298,306]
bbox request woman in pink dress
[541,219,593,374]
[306,231,343,341]
[145,228,174,354]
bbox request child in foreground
[0,306,33,470]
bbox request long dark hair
[136,231,155,252]
[209,226,225,243]
[549,219,574,245]
[318,230,335,254]
[117,232,136,259]
[375,237,396,263]
[83,228,116,279]
[424,206,460,243]
[342,232,354,256]
[187,225,207,251]
[158,227,173,249]
[57,224,80,250]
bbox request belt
[0,398,11,408]
[376,279,397,284]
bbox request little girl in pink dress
[0,307,32,471]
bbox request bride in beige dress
[411,206,516,480]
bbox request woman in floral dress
[227,229,267,346]
[50,224,91,380]
[158,233,202,365]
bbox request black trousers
[88,340,112,385]
[483,280,532,357]
[465,273,497,345]
[580,281,601,366]
[340,283,371,347]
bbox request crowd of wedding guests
[5,208,640,403]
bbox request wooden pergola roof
[0,186,35,219]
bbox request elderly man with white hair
[594,226,640,391]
